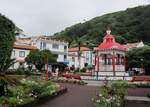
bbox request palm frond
[0,75,23,85]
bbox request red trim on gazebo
[98,30,126,50]
[97,56,100,72]
[118,54,120,65]
[95,30,126,73]
[124,55,126,72]
[112,50,115,76]
[46,63,49,80]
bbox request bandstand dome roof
[98,30,126,50]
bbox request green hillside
[52,5,150,47]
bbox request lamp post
[94,49,99,80]
[78,41,81,69]
[112,49,116,76]
[140,58,144,75]
[45,55,49,81]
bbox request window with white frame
[19,51,25,57]
[40,42,47,49]
[64,55,67,61]
[86,52,89,58]
[64,45,67,51]
[52,44,59,49]
[13,50,15,56]
[43,42,46,49]
[40,42,42,49]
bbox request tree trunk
[0,83,5,96]
[145,67,150,75]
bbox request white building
[124,41,144,51]
[30,36,68,63]
[15,36,68,65]
[11,44,37,69]
[68,47,92,69]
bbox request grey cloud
[0,0,149,36]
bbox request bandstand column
[95,50,99,80]
[46,63,49,80]
[94,54,97,67]
[118,54,120,65]
[97,55,100,72]
[112,50,115,76]
[105,54,107,64]
[94,50,98,71]
[124,55,126,72]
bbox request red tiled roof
[124,42,139,49]
[14,45,37,50]
[68,47,91,52]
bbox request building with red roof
[124,41,144,50]
[98,31,126,50]
[68,47,92,69]
[11,44,37,69]
[93,30,129,80]
[68,47,91,52]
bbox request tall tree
[126,46,150,75]
[26,49,57,72]
[0,14,20,96]
[0,14,16,72]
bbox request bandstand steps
[81,71,131,80]
[93,71,129,76]
[81,76,132,80]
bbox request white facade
[125,41,145,51]
[11,48,30,69]
[31,36,68,63]
[95,49,125,72]
[10,36,68,69]
[68,47,92,68]
[136,41,144,48]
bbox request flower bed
[13,87,67,107]
[61,73,81,80]
[75,72,92,76]
[128,81,150,88]
[93,80,128,107]
[121,81,150,107]
[127,82,150,98]
[0,78,63,107]
[132,76,150,82]
[51,77,87,85]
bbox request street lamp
[45,55,49,81]
[140,58,144,75]
[77,41,81,69]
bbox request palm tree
[0,58,21,96]
[71,38,95,69]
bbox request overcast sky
[0,0,150,36]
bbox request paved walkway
[39,83,99,107]
[84,80,105,86]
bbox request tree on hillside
[115,36,127,44]
[71,37,95,69]
[52,5,150,46]
[126,46,150,75]
[25,49,57,72]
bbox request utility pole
[45,55,49,81]
[78,41,81,69]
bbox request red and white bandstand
[93,30,130,80]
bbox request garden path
[39,83,99,107]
